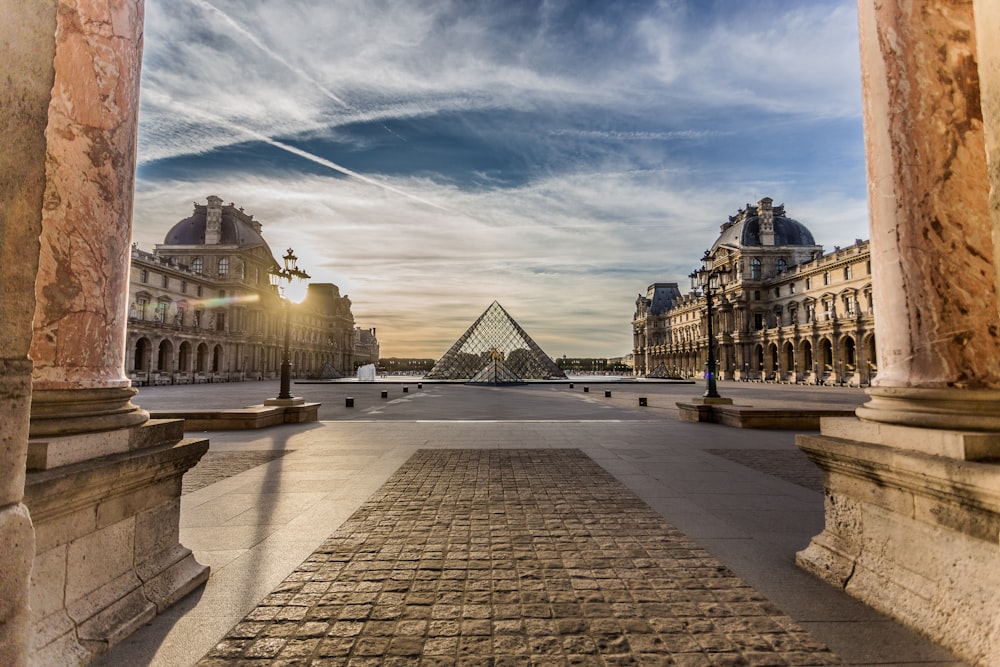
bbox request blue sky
[132,0,870,358]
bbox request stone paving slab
[703,450,823,494]
[198,449,840,666]
[183,451,294,494]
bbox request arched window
[192,257,203,274]
[776,258,787,274]
[750,258,762,280]
[218,257,229,276]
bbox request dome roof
[711,201,817,251]
[163,205,267,248]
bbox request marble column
[975,0,1000,308]
[853,0,1000,430]
[28,0,149,440]
[797,3,1000,663]
[15,4,211,665]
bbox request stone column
[14,4,211,664]
[853,0,1000,430]
[28,0,149,440]
[797,3,1000,663]
[0,4,56,662]
[975,0,1000,310]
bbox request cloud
[133,0,870,358]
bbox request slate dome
[711,202,816,251]
[163,206,268,248]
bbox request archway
[864,334,878,383]
[178,341,191,374]
[212,345,223,374]
[767,343,779,381]
[134,338,151,372]
[801,340,814,379]
[783,341,795,381]
[196,343,208,373]
[157,339,173,376]
[820,338,834,380]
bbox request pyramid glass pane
[426,301,566,380]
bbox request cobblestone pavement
[198,449,840,666]
[703,450,823,494]
[182,451,294,495]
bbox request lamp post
[690,251,731,399]
[268,248,310,401]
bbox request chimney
[205,195,223,244]
[758,197,775,246]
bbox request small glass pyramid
[425,301,566,381]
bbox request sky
[132,0,871,359]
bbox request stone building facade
[633,198,876,386]
[126,197,363,384]
[354,327,380,366]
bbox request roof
[163,206,268,248]
[711,202,817,251]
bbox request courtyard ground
[96,381,965,666]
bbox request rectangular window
[845,265,853,280]
[805,277,811,290]
[162,274,169,289]
[140,269,148,283]
[154,301,167,322]
[215,312,226,332]
[197,285,203,297]
[136,297,148,320]
[753,313,764,330]
[180,280,187,294]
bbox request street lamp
[268,248,310,402]
[690,251,731,400]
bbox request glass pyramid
[425,301,566,381]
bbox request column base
[24,422,209,665]
[858,385,1000,431]
[797,419,1000,666]
[29,386,148,438]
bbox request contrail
[144,90,453,213]
[183,0,350,108]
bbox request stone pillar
[13,3,211,664]
[975,0,1000,311]
[0,4,57,663]
[797,2,1000,664]
[854,0,1000,428]
[28,0,149,440]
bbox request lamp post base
[687,396,733,405]
[263,397,306,407]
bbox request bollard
[604,390,612,398]
[569,383,574,389]
[583,386,589,393]
[346,397,355,408]
[381,390,388,399]
[639,397,647,406]
[418,383,423,389]
[403,386,409,393]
